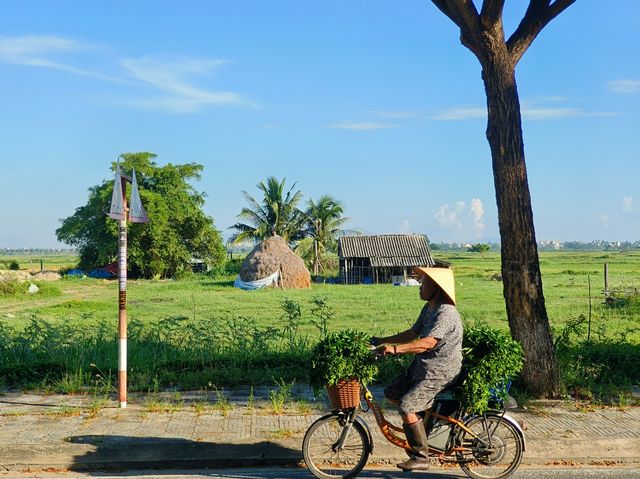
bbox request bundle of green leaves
[310,329,378,391]
[459,323,523,413]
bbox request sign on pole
[108,160,149,408]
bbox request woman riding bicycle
[372,266,463,471]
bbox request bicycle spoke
[303,415,370,479]
[457,415,524,479]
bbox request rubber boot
[397,421,430,471]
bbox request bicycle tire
[303,414,370,479]
[457,414,524,479]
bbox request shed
[338,234,436,284]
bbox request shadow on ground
[68,435,302,472]
[66,435,463,478]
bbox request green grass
[0,250,638,400]
[0,253,78,273]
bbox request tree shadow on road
[66,435,464,478]
[67,435,301,473]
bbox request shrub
[0,260,20,270]
[555,315,640,399]
[459,323,524,413]
[310,329,378,392]
[0,280,22,297]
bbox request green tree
[305,195,348,276]
[230,176,306,244]
[468,243,490,254]
[429,0,575,395]
[56,152,225,278]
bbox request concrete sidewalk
[0,386,639,473]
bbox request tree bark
[481,54,560,397]
[428,0,574,397]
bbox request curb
[1,438,639,472]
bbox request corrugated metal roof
[338,235,435,267]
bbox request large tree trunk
[428,0,576,398]
[482,57,560,397]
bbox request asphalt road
[2,467,640,479]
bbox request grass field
[0,250,638,399]
[2,251,638,334]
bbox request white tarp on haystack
[234,270,279,290]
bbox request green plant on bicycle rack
[309,329,378,392]
[460,322,524,413]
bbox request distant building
[538,240,563,250]
[338,234,441,284]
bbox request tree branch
[431,0,485,56]
[507,0,576,65]
[480,0,505,28]
[431,0,465,28]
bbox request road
[2,467,639,479]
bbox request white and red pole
[109,162,149,409]
[117,176,128,408]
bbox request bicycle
[302,369,525,479]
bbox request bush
[0,280,22,297]
[0,280,61,298]
[459,323,524,413]
[0,260,20,270]
[310,330,378,391]
[555,315,640,400]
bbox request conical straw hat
[413,267,456,305]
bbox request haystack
[239,235,310,289]
[32,270,62,282]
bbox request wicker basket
[327,379,361,409]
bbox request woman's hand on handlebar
[374,344,397,357]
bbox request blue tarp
[65,269,85,277]
[88,268,115,279]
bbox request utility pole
[109,160,149,408]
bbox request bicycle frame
[360,384,493,458]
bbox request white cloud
[522,107,616,120]
[121,56,255,113]
[0,34,123,82]
[399,219,412,234]
[432,101,615,121]
[370,111,418,119]
[431,106,486,121]
[470,198,486,235]
[327,122,398,131]
[0,35,82,59]
[434,203,464,229]
[622,196,633,212]
[434,198,486,238]
[609,79,640,94]
[0,34,254,113]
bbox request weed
[87,397,109,420]
[54,370,86,394]
[269,378,294,415]
[269,428,297,439]
[48,406,82,417]
[295,399,313,415]
[193,401,209,415]
[281,298,303,346]
[213,386,231,416]
[247,386,254,410]
[310,296,334,338]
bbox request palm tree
[230,176,306,244]
[305,195,348,276]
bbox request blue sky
[1,1,639,248]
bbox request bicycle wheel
[457,414,524,479]
[303,414,370,479]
